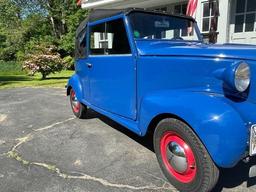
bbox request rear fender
[66,74,83,101]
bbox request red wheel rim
[160,131,197,183]
[70,90,80,113]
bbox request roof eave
[81,0,125,9]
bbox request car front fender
[66,74,83,101]
[139,90,248,168]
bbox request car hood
[136,40,256,61]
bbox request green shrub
[0,60,25,75]
[63,56,74,70]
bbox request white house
[80,0,256,44]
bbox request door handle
[86,63,92,68]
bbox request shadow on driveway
[213,157,256,191]
[86,109,154,152]
[86,108,256,192]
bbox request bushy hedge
[0,60,25,75]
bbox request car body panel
[75,58,90,100]
[136,40,256,61]
[139,90,248,167]
[67,74,83,101]
[67,10,256,169]
[86,55,137,119]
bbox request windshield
[128,12,201,41]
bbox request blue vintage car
[67,9,256,192]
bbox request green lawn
[0,61,74,89]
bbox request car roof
[89,8,194,22]
[76,8,195,36]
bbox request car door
[87,17,136,120]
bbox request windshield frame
[126,10,203,42]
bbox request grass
[0,60,26,75]
[0,61,74,89]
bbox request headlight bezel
[234,62,251,92]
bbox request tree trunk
[50,16,59,38]
[61,9,66,35]
[46,1,59,38]
[42,73,47,80]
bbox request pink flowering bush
[22,45,64,79]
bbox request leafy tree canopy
[0,0,88,61]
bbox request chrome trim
[167,142,188,173]
[250,125,256,156]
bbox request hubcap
[167,142,187,173]
[160,131,196,183]
[71,90,80,113]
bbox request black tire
[153,118,219,192]
[70,88,87,119]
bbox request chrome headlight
[234,62,250,92]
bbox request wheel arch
[66,74,83,101]
[67,85,72,96]
[147,113,188,136]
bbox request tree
[59,7,88,56]
[12,0,87,40]
[0,0,88,68]
[0,0,23,60]
[22,44,64,79]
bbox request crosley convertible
[67,9,256,192]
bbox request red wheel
[154,118,219,192]
[160,131,196,183]
[69,88,87,119]
[70,89,81,113]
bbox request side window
[75,27,87,59]
[90,22,106,55]
[107,19,131,54]
[90,19,131,55]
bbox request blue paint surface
[67,12,256,168]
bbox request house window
[90,19,131,55]
[174,3,188,15]
[202,1,219,32]
[234,0,256,33]
[99,34,111,49]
